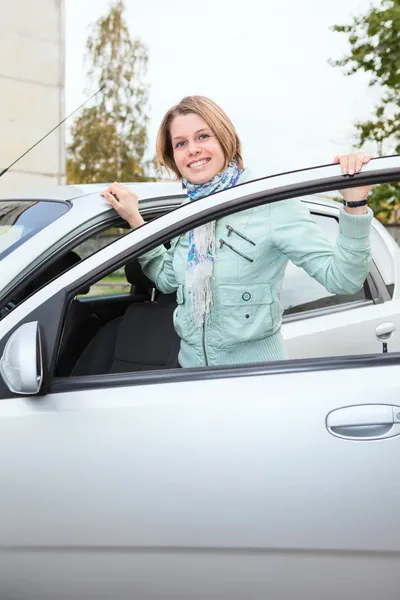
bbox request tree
[330,0,400,223]
[67,0,154,184]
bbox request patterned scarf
[183,160,242,328]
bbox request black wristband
[343,199,368,208]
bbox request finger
[356,153,367,172]
[102,191,113,204]
[101,186,112,196]
[103,188,119,202]
[104,191,120,209]
[357,153,372,172]
[113,182,130,193]
[332,154,341,164]
[347,153,358,175]
[113,183,138,203]
[107,183,123,195]
[110,182,131,201]
[339,154,349,175]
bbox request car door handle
[326,404,400,440]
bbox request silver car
[0,157,400,599]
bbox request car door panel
[1,549,399,600]
[0,364,399,598]
[283,299,400,358]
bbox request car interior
[56,254,180,377]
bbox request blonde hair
[156,96,244,179]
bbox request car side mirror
[0,322,43,395]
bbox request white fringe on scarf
[185,221,216,328]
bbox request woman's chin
[186,167,217,184]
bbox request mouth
[187,157,211,169]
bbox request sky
[65,0,379,178]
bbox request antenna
[0,85,106,179]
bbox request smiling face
[170,113,226,184]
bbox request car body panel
[0,365,400,598]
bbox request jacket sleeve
[138,238,179,294]
[269,199,373,295]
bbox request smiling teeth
[190,159,208,168]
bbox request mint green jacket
[139,170,373,367]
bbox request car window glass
[73,225,132,298]
[78,267,131,298]
[370,225,395,287]
[73,224,130,261]
[280,210,368,316]
[0,200,68,259]
[0,222,133,322]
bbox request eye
[199,134,210,140]
[175,140,186,148]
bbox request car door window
[281,211,369,317]
[0,223,131,319]
[78,267,131,298]
[73,224,129,259]
[48,190,382,378]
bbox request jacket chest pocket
[217,282,274,348]
[217,223,257,264]
[218,239,254,262]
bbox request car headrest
[124,260,154,294]
[157,291,177,304]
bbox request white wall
[0,0,65,195]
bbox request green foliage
[330,0,400,222]
[67,0,155,184]
[367,182,400,223]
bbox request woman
[101,96,373,367]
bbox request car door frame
[1,156,400,400]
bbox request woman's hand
[333,152,373,214]
[101,182,145,229]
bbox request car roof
[0,180,341,211]
[0,181,186,203]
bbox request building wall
[0,0,65,195]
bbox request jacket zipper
[226,225,256,246]
[219,239,254,263]
[203,322,208,366]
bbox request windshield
[0,200,69,260]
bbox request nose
[187,141,201,155]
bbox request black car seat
[71,260,179,376]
